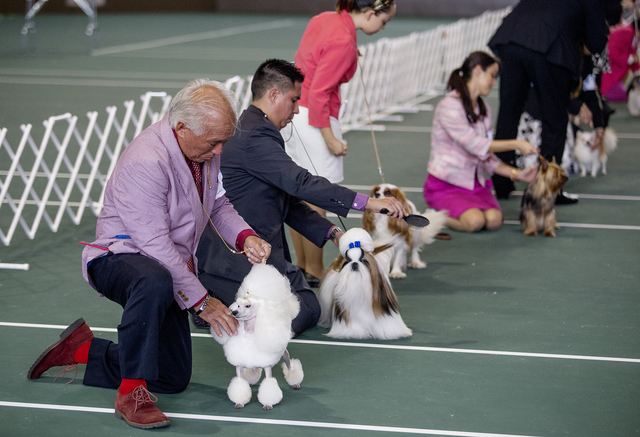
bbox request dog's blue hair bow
[348,241,361,249]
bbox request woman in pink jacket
[601,21,640,101]
[285,0,396,283]
[424,52,539,233]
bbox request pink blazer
[601,23,640,95]
[427,91,502,190]
[295,10,358,128]
[82,115,252,309]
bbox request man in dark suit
[488,0,609,201]
[196,59,406,336]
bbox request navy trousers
[85,253,192,394]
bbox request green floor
[1,12,640,437]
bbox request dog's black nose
[232,310,238,316]
[351,263,359,272]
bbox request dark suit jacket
[197,105,357,297]
[489,0,608,78]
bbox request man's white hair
[169,79,239,136]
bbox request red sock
[118,378,147,395]
[73,341,92,364]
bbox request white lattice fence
[1,8,510,247]
[340,7,510,128]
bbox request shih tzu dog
[362,183,447,278]
[318,228,412,340]
[574,128,617,178]
[520,156,568,237]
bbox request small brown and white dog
[318,228,412,340]
[574,128,617,178]
[520,156,568,237]
[362,183,448,278]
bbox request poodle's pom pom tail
[243,367,263,385]
[227,376,252,408]
[257,377,283,410]
[420,210,449,244]
[282,358,304,388]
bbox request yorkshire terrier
[520,156,568,237]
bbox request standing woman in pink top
[285,0,396,283]
[424,51,539,233]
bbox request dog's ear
[362,209,375,232]
[366,252,400,317]
[369,185,379,197]
[538,155,549,172]
[390,188,411,213]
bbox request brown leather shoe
[28,317,94,380]
[115,386,170,429]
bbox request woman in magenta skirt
[424,51,539,232]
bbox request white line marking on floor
[91,20,297,56]
[361,125,640,139]
[503,220,640,230]
[0,401,542,437]
[0,68,229,81]
[342,185,640,200]
[0,76,187,89]
[2,323,638,364]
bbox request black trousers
[492,43,574,194]
[85,253,192,394]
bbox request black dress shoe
[555,191,579,205]
[191,313,210,329]
[304,271,321,288]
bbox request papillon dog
[574,128,617,178]
[318,228,412,340]
[520,156,568,237]
[362,183,448,278]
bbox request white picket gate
[0,7,509,248]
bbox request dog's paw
[389,270,407,279]
[408,260,426,269]
[282,359,304,388]
[258,377,283,409]
[227,376,252,407]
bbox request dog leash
[358,59,385,184]
[290,121,349,232]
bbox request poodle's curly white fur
[212,263,304,410]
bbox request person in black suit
[195,59,406,336]
[488,0,610,201]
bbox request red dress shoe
[115,386,170,429]
[27,317,94,380]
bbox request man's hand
[590,130,604,151]
[515,140,539,156]
[243,236,271,264]
[365,197,407,219]
[199,297,239,338]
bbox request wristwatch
[329,226,343,242]
[188,295,210,316]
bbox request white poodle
[211,263,304,410]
